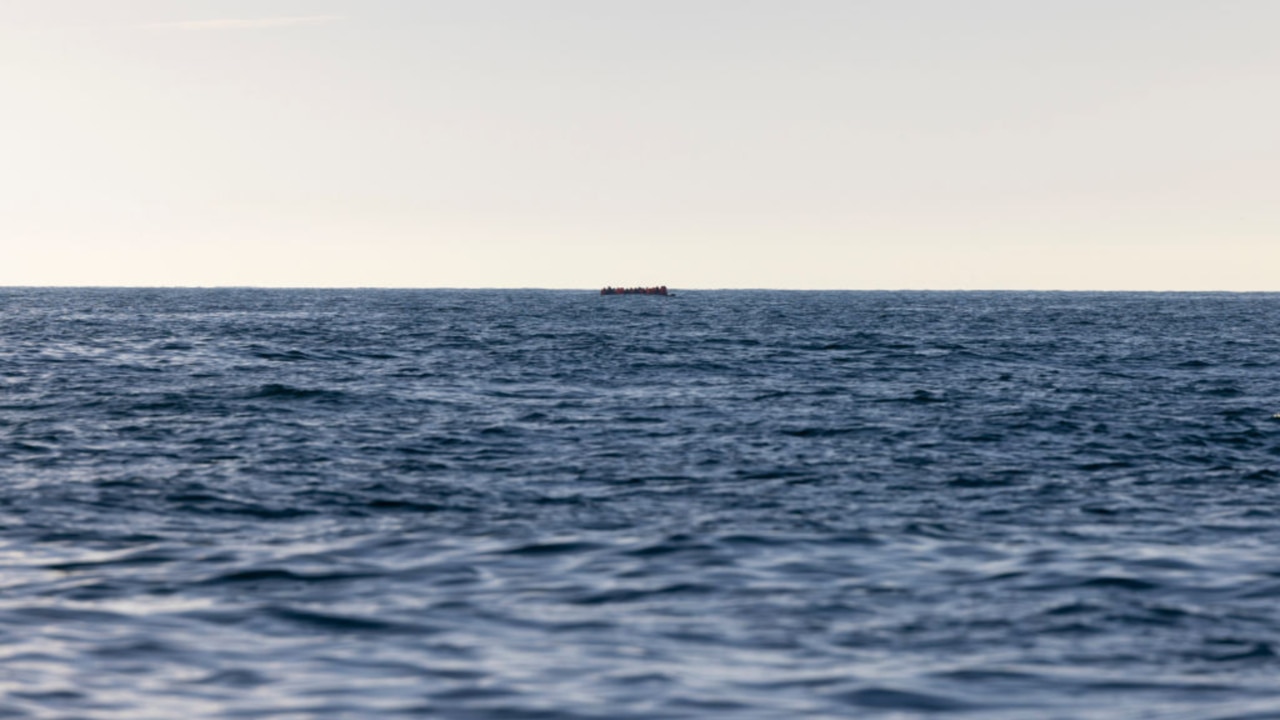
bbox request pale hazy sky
[3,1,1278,289]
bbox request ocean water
[4,288,1280,719]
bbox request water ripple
[3,289,1280,717]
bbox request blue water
[4,288,1280,719]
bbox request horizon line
[4,285,1279,294]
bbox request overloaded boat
[600,286,670,296]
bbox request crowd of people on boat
[600,286,669,296]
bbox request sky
[2,1,1278,289]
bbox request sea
[4,288,1280,720]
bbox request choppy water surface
[4,288,1280,719]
